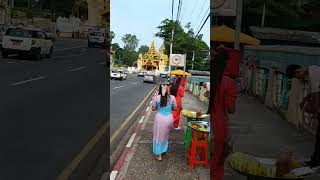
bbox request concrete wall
[241,46,319,136]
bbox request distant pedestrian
[299,65,320,167]
[152,82,177,161]
[210,47,238,180]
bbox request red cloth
[173,85,184,127]
[180,77,186,87]
[210,75,237,180]
[224,48,240,78]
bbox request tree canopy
[155,19,209,71]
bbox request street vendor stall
[227,152,320,180]
[181,110,210,168]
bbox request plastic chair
[187,128,209,169]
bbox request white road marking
[113,85,125,89]
[138,116,145,124]
[126,133,137,148]
[10,76,46,86]
[110,171,118,180]
[7,61,17,64]
[99,61,106,65]
[55,46,87,51]
[68,66,86,72]
[130,82,137,85]
[53,53,88,59]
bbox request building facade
[0,0,11,25]
[87,0,104,26]
[137,40,168,72]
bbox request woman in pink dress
[152,83,177,160]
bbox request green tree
[120,34,139,66]
[122,49,138,66]
[110,31,115,43]
[137,45,149,55]
[112,43,123,65]
[121,34,139,51]
[156,19,209,71]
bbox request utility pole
[191,51,195,70]
[169,27,174,74]
[261,3,266,28]
[234,0,243,50]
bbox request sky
[110,0,210,50]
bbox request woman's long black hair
[208,47,229,113]
[159,84,169,107]
[170,77,181,97]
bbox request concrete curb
[102,88,158,180]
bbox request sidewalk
[225,94,319,179]
[115,91,210,180]
[113,91,320,179]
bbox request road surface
[110,75,155,152]
[0,38,107,180]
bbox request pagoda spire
[149,40,156,54]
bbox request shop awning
[170,69,192,76]
[211,25,260,45]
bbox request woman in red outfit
[210,47,237,180]
[171,77,184,129]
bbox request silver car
[143,74,156,83]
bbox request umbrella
[211,25,260,45]
[170,69,192,76]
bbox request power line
[193,0,206,26]
[195,7,209,35]
[177,0,185,22]
[196,13,210,36]
[176,0,181,22]
[171,0,175,20]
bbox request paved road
[110,75,155,152]
[0,39,107,180]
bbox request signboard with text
[169,54,186,67]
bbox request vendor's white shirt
[206,82,210,91]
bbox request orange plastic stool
[187,127,209,169]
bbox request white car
[2,27,53,60]
[88,30,107,48]
[110,70,127,80]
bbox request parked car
[111,70,127,80]
[137,71,146,77]
[143,74,156,83]
[2,27,53,60]
[88,29,107,48]
[160,73,170,79]
[43,29,56,42]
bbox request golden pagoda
[137,40,168,72]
